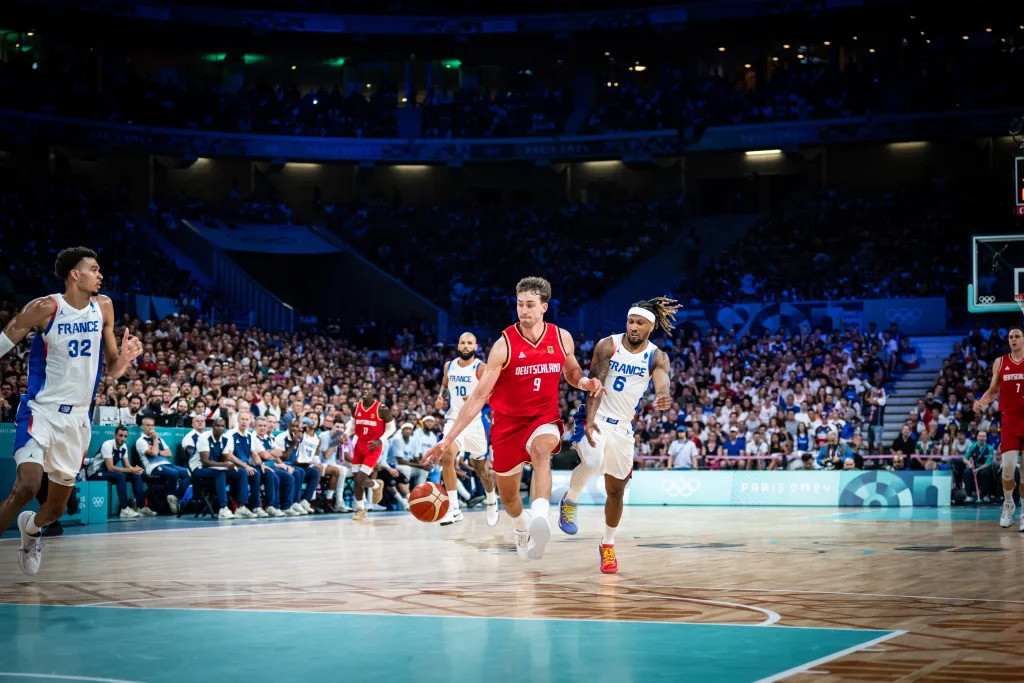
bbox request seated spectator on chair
[228,411,281,518]
[963,431,996,502]
[86,425,153,518]
[253,416,301,516]
[667,427,699,470]
[887,453,909,471]
[275,418,320,514]
[193,417,254,519]
[817,432,856,470]
[181,414,207,468]
[136,417,191,514]
[316,419,352,512]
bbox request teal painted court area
[0,604,892,683]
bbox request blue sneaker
[558,494,578,535]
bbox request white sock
[450,494,460,511]
[26,514,42,536]
[325,489,335,501]
[372,480,381,490]
[456,480,472,501]
[485,489,497,505]
[603,525,617,545]
[513,512,529,532]
[356,500,366,510]
[531,497,549,519]
[565,489,579,504]
[1005,490,1016,504]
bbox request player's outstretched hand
[654,392,672,410]
[584,420,601,448]
[422,441,447,467]
[120,328,143,362]
[434,394,446,411]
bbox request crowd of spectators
[0,183,202,303]
[323,197,683,328]
[420,87,570,138]
[673,182,996,309]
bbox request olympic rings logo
[661,479,701,497]
[91,497,105,508]
[885,308,922,325]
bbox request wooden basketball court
[0,505,1021,682]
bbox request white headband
[628,307,656,323]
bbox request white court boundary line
[753,630,907,683]
[0,598,792,629]
[0,674,144,683]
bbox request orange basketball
[409,482,450,523]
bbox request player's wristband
[0,332,14,358]
[577,376,591,390]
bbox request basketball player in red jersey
[423,277,604,559]
[975,325,1024,530]
[347,384,395,521]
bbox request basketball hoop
[1015,293,1024,317]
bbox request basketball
[409,482,450,523]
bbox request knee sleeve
[1001,451,1019,481]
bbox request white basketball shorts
[574,419,634,480]
[444,418,489,460]
[13,401,91,486]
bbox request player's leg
[470,456,499,526]
[561,432,604,535]
[495,469,527,552]
[262,467,284,516]
[0,462,44,535]
[524,427,560,560]
[440,440,465,525]
[999,445,1019,528]
[352,459,381,520]
[599,474,628,574]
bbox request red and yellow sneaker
[599,543,618,574]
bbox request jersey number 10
[68,339,92,358]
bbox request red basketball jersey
[354,400,385,454]
[490,322,566,418]
[1000,354,1024,415]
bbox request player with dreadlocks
[558,297,679,573]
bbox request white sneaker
[218,507,235,520]
[1019,514,1024,533]
[267,506,285,518]
[440,508,464,526]
[300,499,313,513]
[289,502,306,515]
[527,514,552,560]
[332,502,352,513]
[254,507,269,518]
[235,506,256,519]
[514,527,530,560]
[17,511,42,576]
[166,494,180,514]
[1000,500,1016,528]
[486,500,499,527]
[119,507,140,519]
[283,507,300,516]
[137,506,158,517]
[369,503,387,512]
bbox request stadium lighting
[962,35,969,40]
[26,32,34,36]
[634,65,646,71]
[852,36,858,40]
[796,53,804,59]
[718,47,726,52]
[744,63,752,69]
[824,41,831,46]
[986,28,992,32]
[745,149,782,156]
[782,44,790,49]
[291,65,297,70]
[401,97,408,103]
[868,48,876,53]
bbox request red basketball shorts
[352,446,382,470]
[490,411,564,476]
[1001,415,1024,454]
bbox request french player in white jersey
[559,297,678,574]
[0,247,143,575]
[434,332,498,527]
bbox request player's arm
[435,362,449,411]
[0,296,57,358]
[98,296,143,379]
[652,349,672,410]
[158,438,171,458]
[974,357,1002,413]
[560,328,605,396]
[583,337,614,447]
[368,406,394,451]
[422,338,507,465]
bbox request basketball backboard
[968,234,1024,313]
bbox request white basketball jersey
[446,358,482,422]
[26,294,103,410]
[597,334,658,427]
